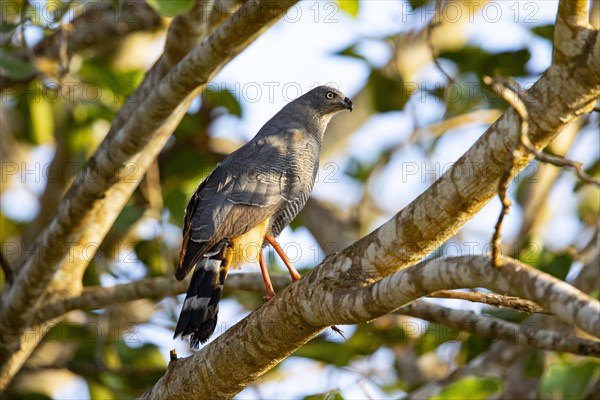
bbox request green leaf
[577,185,600,227]
[538,251,573,280]
[0,51,37,80]
[462,334,493,362]
[88,381,117,400]
[407,0,431,10]
[305,390,345,400]
[335,44,367,61]
[28,95,55,144]
[146,0,194,17]
[368,69,411,112]
[432,377,502,400]
[416,322,461,354]
[294,341,358,366]
[202,89,243,117]
[540,359,600,400]
[531,25,554,40]
[438,46,531,78]
[0,22,19,46]
[337,0,359,18]
[135,239,167,277]
[523,351,544,378]
[112,0,123,19]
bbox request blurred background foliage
[0,0,599,398]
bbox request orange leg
[264,234,301,281]
[258,250,276,301]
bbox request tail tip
[175,268,187,281]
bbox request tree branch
[486,76,600,188]
[427,290,549,314]
[312,257,599,336]
[398,301,599,356]
[0,0,162,90]
[132,23,600,397]
[333,30,600,285]
[140,255,599,399]
[33,273,553,328]
[554,0,594,64]
[32,273,292,325]
[0,0,299,389]
[517,120,580,240]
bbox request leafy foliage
[0,0,596,398]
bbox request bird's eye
[326,91,334,99]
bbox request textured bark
[139,4,600,393]
[31,267,599,357]
[140,256,599,399]
[0,0,299,390]
[398,301,599,356]
[427,290,548,314]
[2,0,599,396]
[32,273,292,325]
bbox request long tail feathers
[174,241,229,348]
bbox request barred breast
[269,137,321,238]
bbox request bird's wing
[177,130,299,279]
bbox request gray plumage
[174,85,352,347]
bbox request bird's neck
[268,107,331,142]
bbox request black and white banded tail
[173,241,228,348]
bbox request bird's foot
[263,292,275,302]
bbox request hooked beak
[343,97,353,112]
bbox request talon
[263,294,274,302]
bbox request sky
[3,1,598,399]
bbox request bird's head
[301,85,353,116]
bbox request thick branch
[330,30,600,285]
[301,257,599,337]
[398,301,599,356]
[0,0,298,386]
[137,25,600,397]
[554,0,594,63]
[33,273,553,328]
[140,255,599,398]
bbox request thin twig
[492,167,513,267]
[491,77,600,188]
[485,75,599,268]
[483,76,522,268]
[0,250,14,285]
[508,77,599,187]
[426,0,456,85]
[398,301,600,358]
[428,290,550,314]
